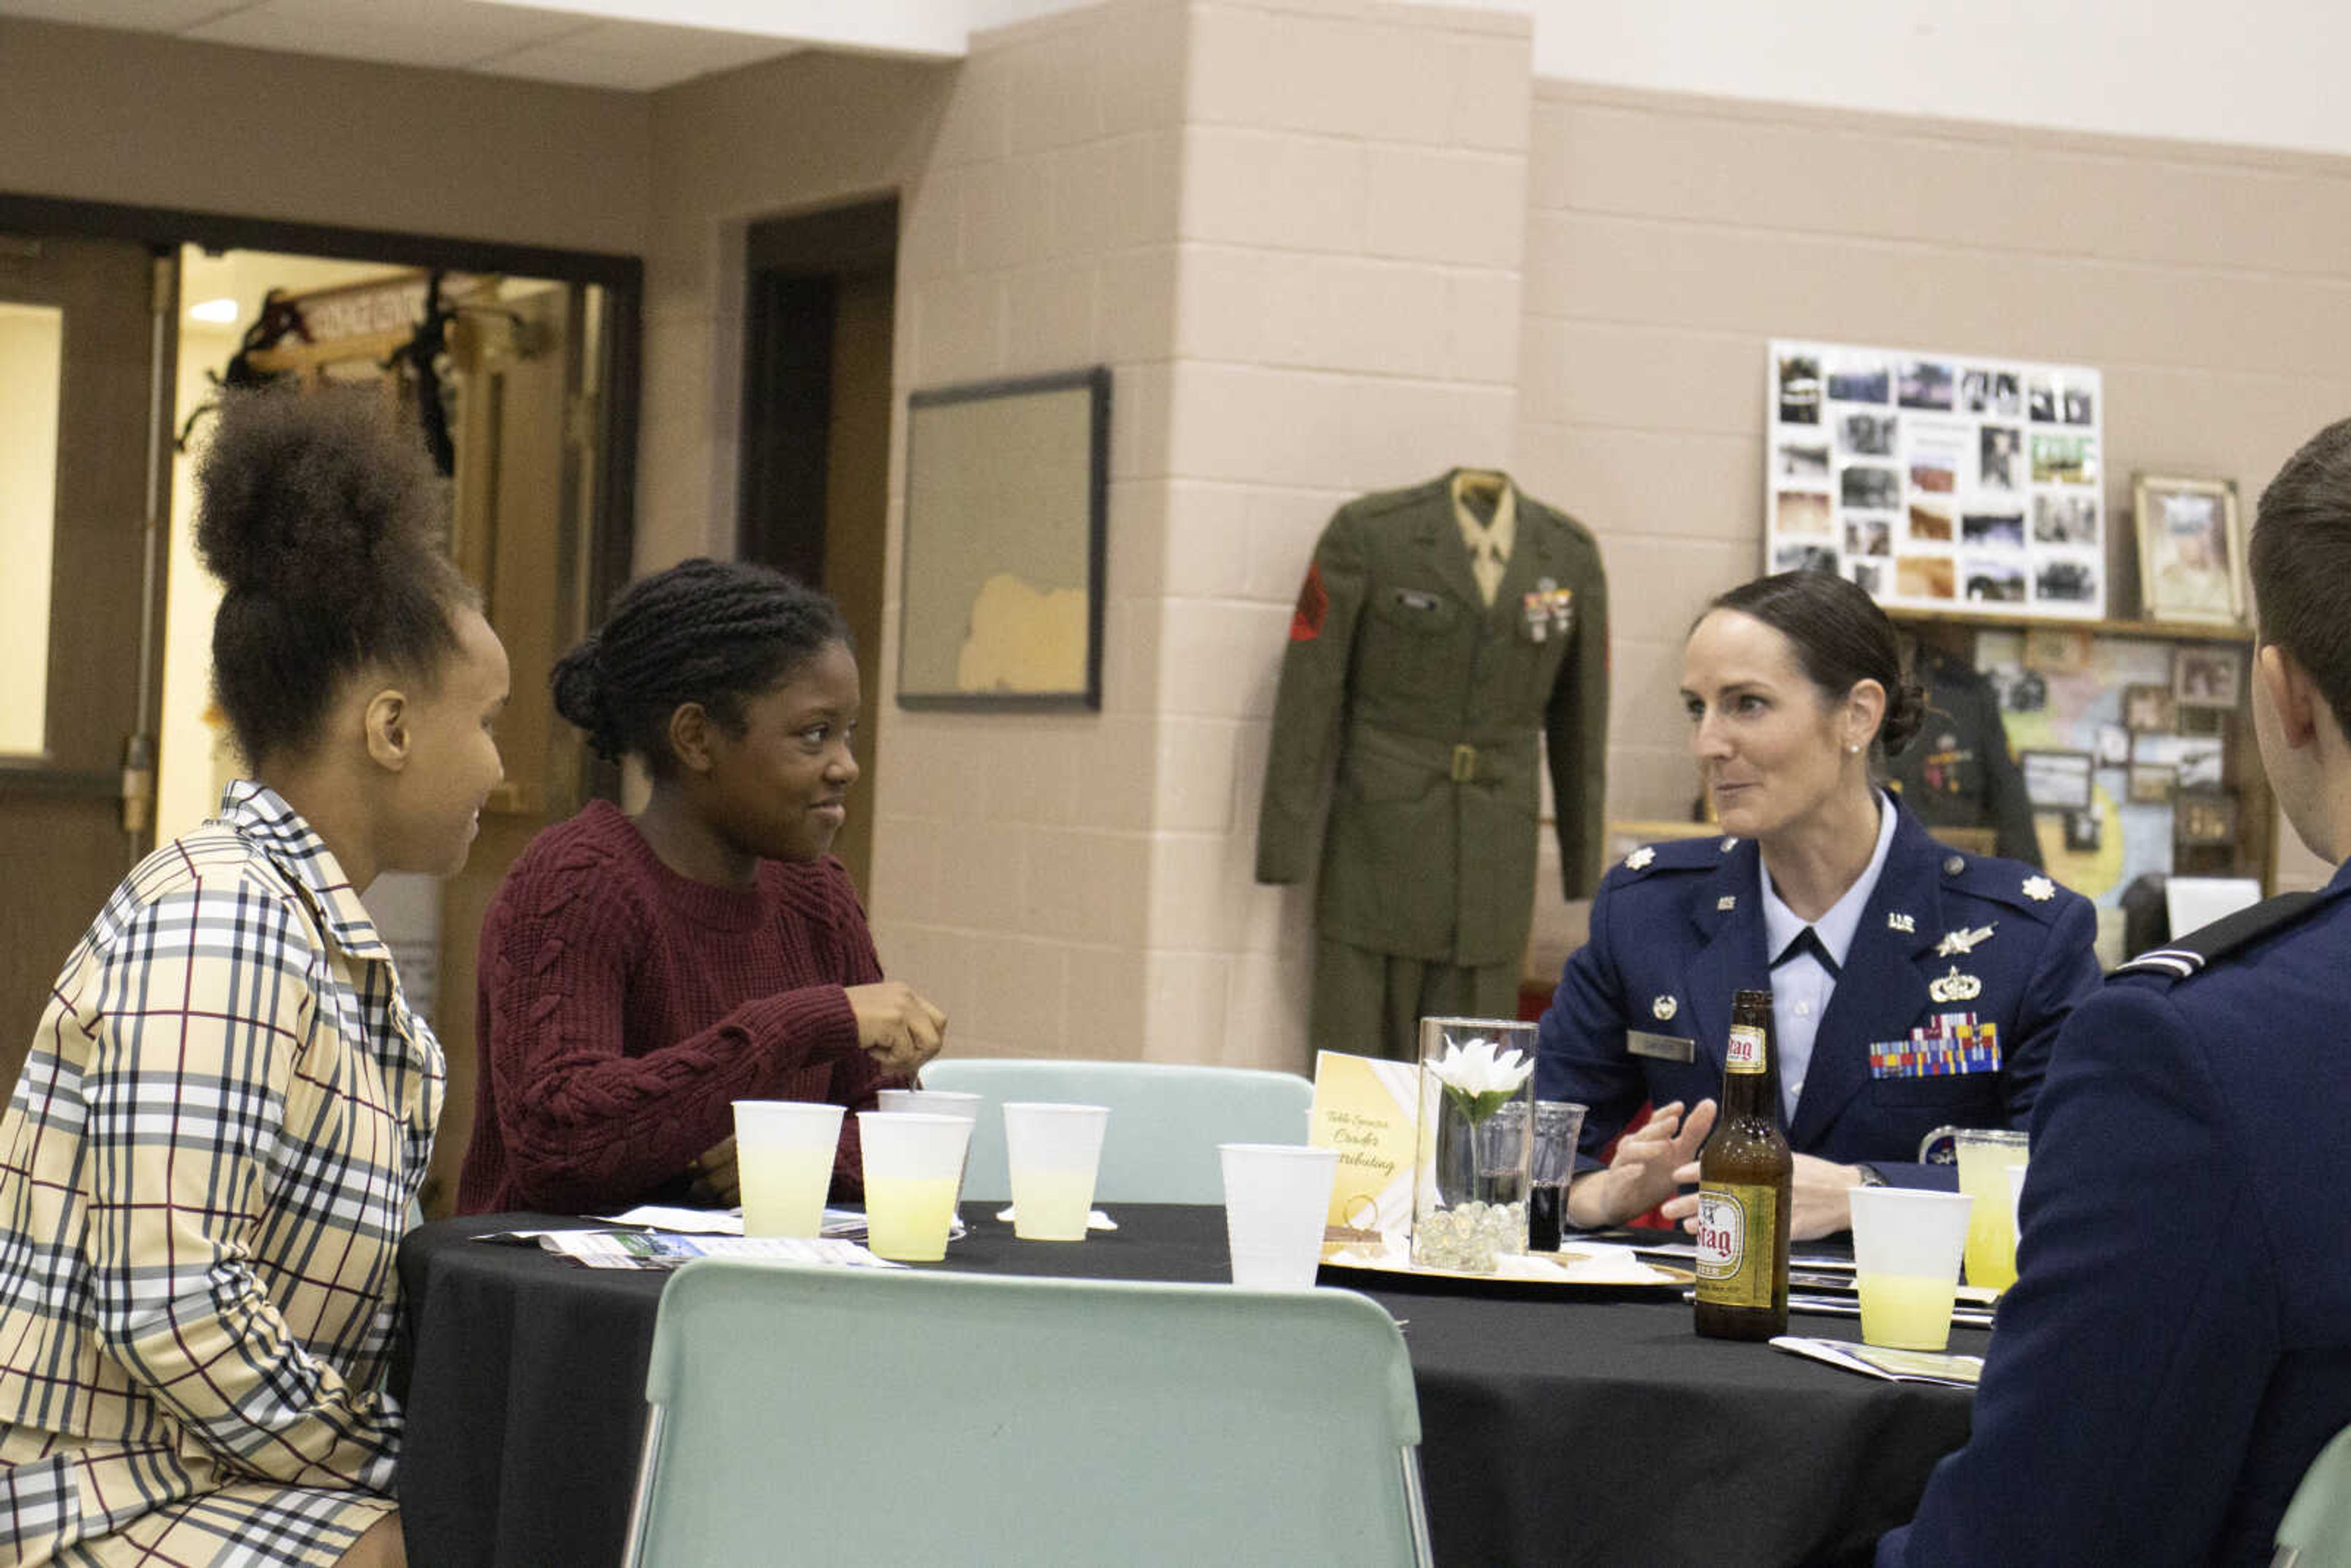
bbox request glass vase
[1411,1016,1537,1272]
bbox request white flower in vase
[1425,1036,1534,1126]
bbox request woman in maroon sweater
[457,560,946,1215]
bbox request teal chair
[2275,1423,2351,1568]
[620,1259,1431,1568]
[920,1058,1314,1204]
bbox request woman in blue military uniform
[1536,570,2102,1239]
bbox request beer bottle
[1693,988,1793,1341]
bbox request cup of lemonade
[1001,1102,1110,1242]
[1953,1128,2030,1290]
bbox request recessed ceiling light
[188,298,239,324]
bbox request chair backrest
[622,1259,1430,1568]
[2275,1422,2351,1568]
[921,1058,1315,1204]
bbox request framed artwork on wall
[1766,339,2104,620]
[2172,642,2245,710]
[897,367,1110,710]
[2132,473,2246,626]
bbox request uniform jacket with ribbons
[1254,472,1610,966]
[1882,862,2351,1567]
[1535,797,2101,1182]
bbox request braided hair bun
[556,558,851,770]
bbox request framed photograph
[2175,790,2240,847]
[2063,809,2102,853]
[2134,473,2246,625]
[898,367,1109,710]
[2128,762,2177,805]
[2022,627,2092,675]
[2095,723,2131,767]
[2020,749,2094,812]
[2123,683,2177,733]
[2173,642,2245,710]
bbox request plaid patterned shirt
[0,783,442,1565]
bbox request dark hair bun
[1879,675,1928,759]
[195,386,448,610]
[550,634,626,762]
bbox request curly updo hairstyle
[550,558,852,774]
[1705,570,1927,759]
[195,386,475,767]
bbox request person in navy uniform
[1880,423,2351,1566]
[1536,570,2101,1239]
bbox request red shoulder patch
[1289,561,1329,643]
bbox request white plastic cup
[732,1100,846,1239]
[1848,1187,1976,1351]
[1001,1101,1110,1241]
[2007,1161,2029,1245]
[1218,1143,1339,1290]
[877,1089,983,1212]
[857,1111,975,1262]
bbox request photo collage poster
[1766,340,2105,620]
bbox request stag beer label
[1725,1022,1768,1075]
[1694,1184,1777,1308]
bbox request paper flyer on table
[1771,1335,1982,1387]
[538,1230,903,1270]
[1308,1051,1420,1234]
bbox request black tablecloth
[396,1209,1984,1567]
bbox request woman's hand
[1657,1152,1862,1240]
[685,1135,740,1206]
[846,981,948,1075]
[1565,1099,1717,1230]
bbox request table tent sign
[1308,1051,1419,1234]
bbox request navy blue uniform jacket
[1881,860,2351,1567]
[1535,800,2100,1183]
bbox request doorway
[0,196,641,1218]
[738,197,898,897]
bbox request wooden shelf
[1888,606,2251,645]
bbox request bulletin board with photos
[1768,341,2105,620]
[1896,612,2273,904]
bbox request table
[396,1209,1985,1567]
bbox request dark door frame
[0,191,645,759]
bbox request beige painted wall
[13,5,2342,1081]
[0,18,649,258]
[1512,80,2348,893]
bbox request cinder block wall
[1509,80,2350,894]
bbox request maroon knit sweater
[456,800,900,1215]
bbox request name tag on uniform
[1627,1030,1695,1063]
[1869,1015,2001,1079]
[1393,588,1442,613]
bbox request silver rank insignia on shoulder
[1625,846,1655,871]
[1717,895,1737,912]
[1929,966,1984,1003]
[1936,922,1995,957]
[2023,875,2056,902]
[1886,912,1915,934]
[1652,994,1679,1021]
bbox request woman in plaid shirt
[0,389,508,1566]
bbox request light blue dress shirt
[1758,791,1900,1123]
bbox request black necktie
[1772,926,1841,980]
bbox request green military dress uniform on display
[1256,470,1610,1060]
